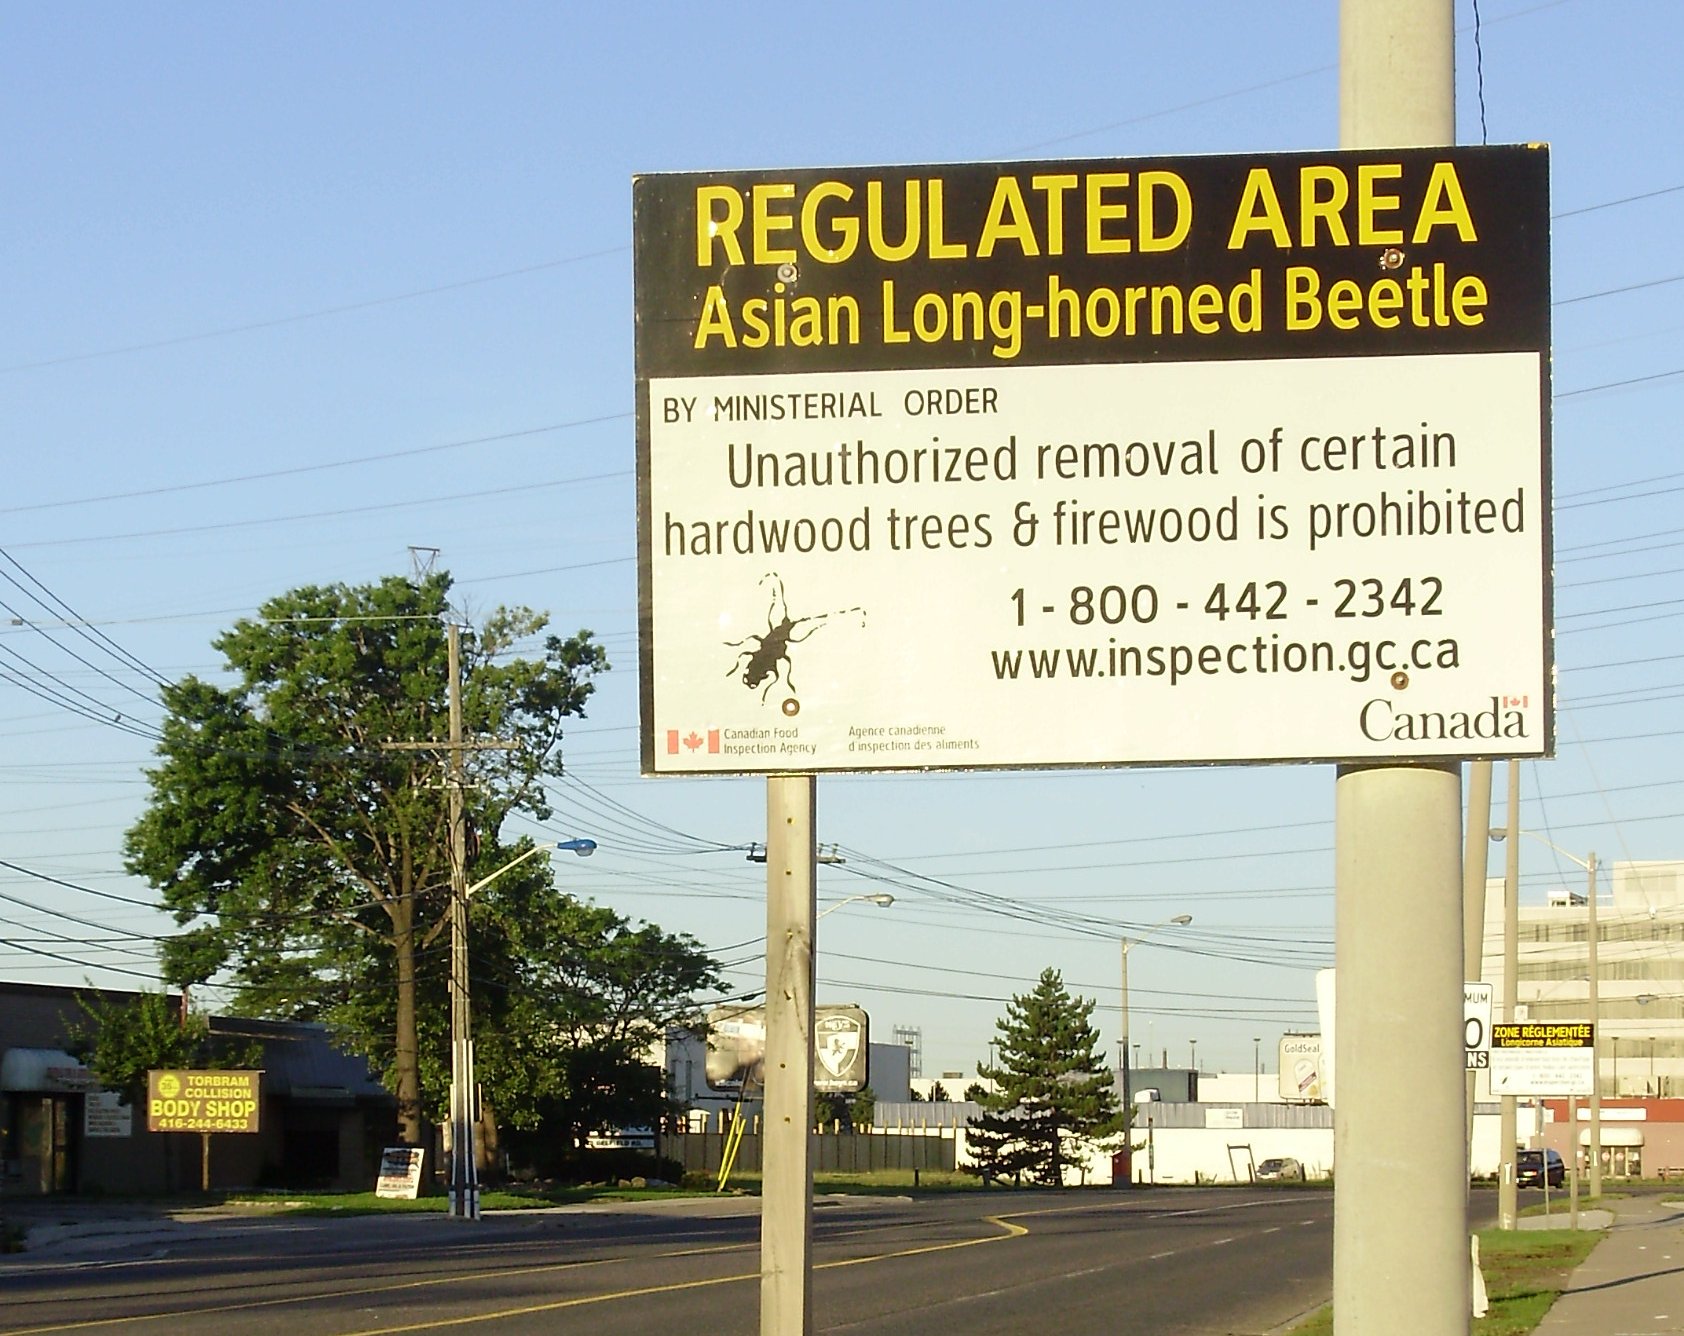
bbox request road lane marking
[332,1215,1030,1334]
[1,1239,759,1336]
[12,1195,1329,1335]
[7,1217,1028,1335]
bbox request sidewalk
[1,1199,261,1260]
[1534,1193,1684,1335]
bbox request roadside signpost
[636,127,1550,1336]
[146,1068,262,1192]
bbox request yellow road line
[8,1211,1034,1336]
[333,1214,1029,1336]
[2,1238,753,1336]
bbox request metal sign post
[1334,3,1470,1334]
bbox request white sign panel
[83,1089,133,1138]
[376,1146,426,1199]
[1489,1022,1594,1097]
[1465,981,1494,1070]
[1279,1031,1325,1103]
[647,354,1544,772]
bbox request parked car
[1516,1148,1565,1188]
[1256,1156,1305,1182]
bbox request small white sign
[1205,1106,1244,1129]
[1489,1022,1594,1096]
[375,1146,426,1199]
[1465,982,1494,1070]
[83,1089,132,1138]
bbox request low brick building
[1,981,395,1196]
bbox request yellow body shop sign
[147,1069,262,1133]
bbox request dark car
[1516,1148,1565,1188]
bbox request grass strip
[1285,1228,1601,1336]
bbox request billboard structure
[635,147,1551,775]
[705,1004,870,1094]
[1278,1032,1325,1103]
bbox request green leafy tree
[968,968,1125,1187]
[123,572,606,1144]
[72,991,260,1104]
[473,893,719,1153]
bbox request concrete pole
[1499,762,1521,1229]
[1463,760,1494,1164]
[1120,938,1132,1109]
[1334,764,1466,1335]
[1335,4,1465,1333]
[1587,851,1601,1197]
[762,775,816,1335]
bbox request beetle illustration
[725,572,864,704]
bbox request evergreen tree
[969,968,1125,1186]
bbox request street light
[818,892,894,919]
[1254,1037,1262,1103]
[1489,828,1602,1197]
[1120,914,1192,1108]
[463,838,595,898]
[449,837,595,1221]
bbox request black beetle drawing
[725,573,864,703]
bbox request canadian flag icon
[666,728,721,755]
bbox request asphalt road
[2,1187,1340,1336]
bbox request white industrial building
[1480,859,1684,1097]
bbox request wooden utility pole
[383,621,515,1220]
[761,775,816,1333]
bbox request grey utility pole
[384,621,516,1222]
[1587,850,1601,1198]
[1334,3,1468,1335]
[1499,763,1520,1230]
[1463,759,1494,1167]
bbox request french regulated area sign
[1489,1022,1594,1097]
[634,147,1551,775]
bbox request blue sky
[4,0,1682,1080]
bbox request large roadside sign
[635,147,1551,775]
[1488,1022,1594,1096]
[146,1068,262,1134]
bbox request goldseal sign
[635,147,1551,774]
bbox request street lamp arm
[1122,912,1194,954]
[818,892,894,919]
[463,838,596,899]
[1488,827,1594,873]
